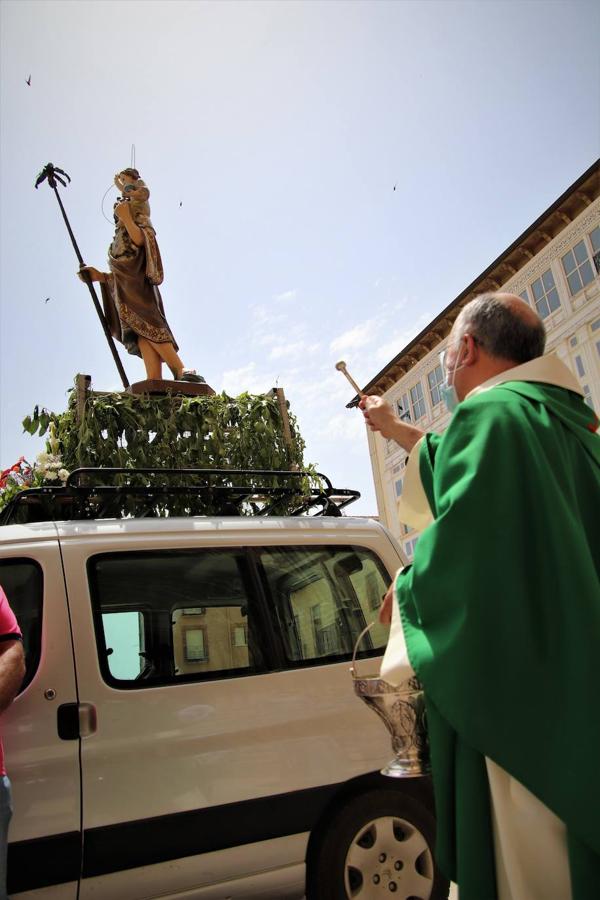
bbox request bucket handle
[350,621,376,678]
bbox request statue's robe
[100,217,178,359]
[390,356,600,899]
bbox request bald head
[489,292,544,332]
[453,292,546,364]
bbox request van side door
[59,524,396,900]
[1,536,81,897]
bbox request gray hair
[455,293,546,363]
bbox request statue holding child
[79,168,203,384]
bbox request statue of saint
[79,168,203,383]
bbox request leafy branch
[14,388,317,518]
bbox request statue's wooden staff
[35,163,130,389]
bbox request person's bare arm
[359,396,424,453]
[114,201,144,247]
[0,640,25,714]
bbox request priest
[360,292,600,900]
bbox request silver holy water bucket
[350,623,430,778]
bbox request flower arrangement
[0,457,35,508]
[34,452,69,484]
[0,423,70,513]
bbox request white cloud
[274,289,297,303]
[219,292,425,505]
[330,318,379,355]
[221,362,273,396]
[257,332,279,346]
[251,303,287,329]
[374,312,430,364]
[320,411,366,443]
[288,368,350,405]
[269,340,320,360]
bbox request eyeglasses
[440,335,480,377]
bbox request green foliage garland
[15,388,316,518]
[23,390,306,471]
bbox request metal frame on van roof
[0,468,360,525]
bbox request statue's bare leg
[138,336,164,380]
[151,341,185,379]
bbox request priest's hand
[78,266,106,284]
[359,395,425,453]
[379,584,394,625]
[359,396,398,438]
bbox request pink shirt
[0,587,22,776]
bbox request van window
[0,559,43,692]
[89,549,265,687]
[89,544,391,687]
[257,546,390,666]
[102,611,144,679]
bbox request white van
[1,481,449,899]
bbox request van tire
[308,786,450,900]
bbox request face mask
[439,380,459,413]
[440,343,465,414]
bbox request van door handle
[57,703,97,740]
[78,703,97,736]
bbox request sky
[1,0,598,513]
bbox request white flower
[58,469,69,482]
[44,470,58,481]
[36,452,50,466]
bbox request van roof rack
[0,467,361,526]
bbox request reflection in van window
[258,546,390,664]
[0,559,43,692]
[102,611,144,679]
[89,549,262,686]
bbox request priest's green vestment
[395,378,600,899]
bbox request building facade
[352,161,600,558]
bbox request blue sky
[1,0,598,512]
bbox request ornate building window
[409,381,426,420]
[397,392,411,422]
[427,364,444,407]
[531,269,561,319]
[589,226,600,274]
[562,240,595,296]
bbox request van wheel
[308,787,450,900]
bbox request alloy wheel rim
[344,815,434,899]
